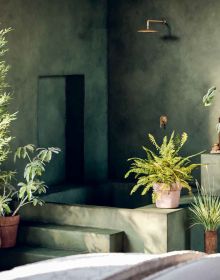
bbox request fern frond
[181,132,188,146]
[141,183,153,195]
[130,183,143,195]
[177,151,204,167]
[148,134,160,150]
[142,146,157,159]
[175,132,188,153]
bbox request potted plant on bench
[125,132,202,208]
[189,178,220,254]
[0,145,60,248]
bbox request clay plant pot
[153,183,182,209]
[205,230,217,254]
[0,215,20,248]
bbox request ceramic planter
[205,230,217,254]
[153,183,182,209]
[0,215,20,248]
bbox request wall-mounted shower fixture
[160,115,168,129]
[138,19,167,33]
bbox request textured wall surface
[1,0,219,185]
[108,0,220,179]
[38,77,66,184]
[0,0,108,182]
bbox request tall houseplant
[0,27,60,248]
[125,132,202,208]
[0,28,16,185]
[189,179,220,254]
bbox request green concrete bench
[20,202,188,253]
[18,222,124,253]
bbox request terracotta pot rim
[0,215,20,226]
[153,182,182,192]
[155,189,181,192]
[0,214,20,217]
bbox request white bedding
[0,251,206,280]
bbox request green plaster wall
[108,0,220,180]
[0,0,108,182]
[1,0,219,191]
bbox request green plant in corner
[0,187,12,216]
[0,27,17,186]
[125,132,203,207]
[189,177,220,254]
[0,27,59,215]
[189,180,220,231]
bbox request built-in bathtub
[42,182,152,209]
[25,183,196,254]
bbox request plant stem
[12,195,28,216]
[26,152,32,163]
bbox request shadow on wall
[38,75,85,186]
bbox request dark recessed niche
[65,75,85,183]
[38,74,85,185]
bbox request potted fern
[0,27,60,248]
[125,132,202,208]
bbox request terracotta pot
[205,230,217,254]
[0,215,20,248]
[153,183,182,209]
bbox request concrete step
[20,203,188,253]
[18,222,124,253]
[0,246,86,270]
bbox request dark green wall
[1,0,219,184]
[108,0,219,180]
[0,0,108,182]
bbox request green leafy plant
[189,180,220,231]
[125,132,202,201]
[0,144,60,217]
[10,145,60,216]
[203,86,216,107]
[0,27,17,185]
[0,187,12,216]
[203,86,220,135]
[0,27,61,217]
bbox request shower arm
[146,19,167,30]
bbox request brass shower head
[138,29,158,33]
[138,19,167,33]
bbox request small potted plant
[0,145,60,248]
[125,132,202,208]
[0,27,60,248]
[189,179,220,254]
